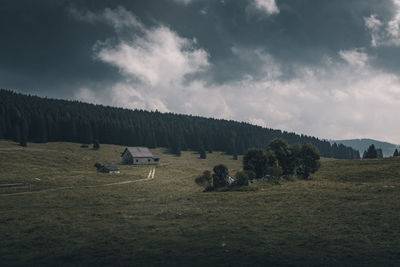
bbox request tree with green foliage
[212,164,229,188]
[296,143,321,179]
[268,138,292,174]
[243,149,267,178]
[393,149,399,157]
[265,150,283,176]
[363,144,378,159]
[288,143,302,174]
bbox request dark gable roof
[125,147,154,158]
[102,165,120,171]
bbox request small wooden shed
[121,147,160,165]
[99,165,120,174]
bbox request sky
[1,0,400,143]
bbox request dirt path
[0,167,157,197]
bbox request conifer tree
[363,144,378,159]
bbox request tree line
[0,89,359,159]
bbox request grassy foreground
[0,140,400,266]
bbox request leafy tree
[363,144,378,159]
[393,149,399,157]
[296,143,321,179]
[212,164,229,188]
[268,138,292,175]
[288,143,302,174]
[243,149,267,178]
[265,150,283,177]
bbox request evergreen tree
[363,144,378,159]
[0,89,360,160]
[233,152,238,160]
[393,149,399,157]
[93,140,100,150]
[377,148,383,159]
[19,117,28,147]
[199,148,206,159]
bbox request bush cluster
[244,138,321,179]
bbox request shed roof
[124,147,154,158]
[103,165,120,171]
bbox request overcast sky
[2,0,400,143]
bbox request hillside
[331,138,399,157]
[0,89,359,159]
[1,140,400,266]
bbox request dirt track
[0,167,157,197]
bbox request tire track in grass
[1,167,157,197]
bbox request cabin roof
[124,147,154,158]
[102,165,120,171]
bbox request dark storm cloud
[2,0,400,142]
[0,0,394,89]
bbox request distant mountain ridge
[330,139,400,157]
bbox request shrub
[245,170,256,180]
[195,170,212,187]
[235,171,249,186]
[94,162,103,170]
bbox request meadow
[0,140,399,266]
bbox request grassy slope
[0,140,399,266]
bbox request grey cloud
[2,0,400,143]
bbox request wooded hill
[0,89,360,159]
[332,139,399,158]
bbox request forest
[0,89,360,159]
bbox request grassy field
[0,140,400,266]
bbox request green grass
[0,140,400,266]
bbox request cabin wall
[132,157,159,165]
[122,153,133,164]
